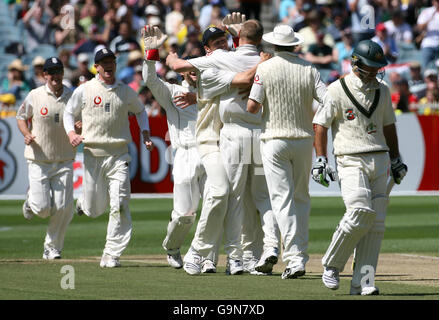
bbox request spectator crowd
[1,0,439,118]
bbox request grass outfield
[0,196,438,300]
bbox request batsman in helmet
[312,40,408,295]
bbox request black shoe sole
[255,256,278,273]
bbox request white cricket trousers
[78,150,132,258]
[322,152,390,278]
[190,149,230,259]
[162,146,206,253]
[27,159,74,252]
[261,137,313,268]
[220,124,279,261]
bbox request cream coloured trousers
[27,159,74,252]
[78,150,132,258]
[261,137,313,268]
[322,152,390,272]
[163,146,206,251]
[220,124,278,261]
[190,149,230,259]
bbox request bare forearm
[247,98,261,114]
[383,124,400,159]
[231,66,257,88]
[17,119,31,137]
[314,124,328,157]
[167,56,195,73]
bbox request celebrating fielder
[166,24,270,275]
[142,25,218,270]
[312,40,407,295]
[247,25,327,279]
[64,47,153,268]
[17,57,75,260]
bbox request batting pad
[162,211,196,252]
[322,208,376,272]
[351,196,388,287]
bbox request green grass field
[0,196,438,301]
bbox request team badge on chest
[366,122,377,134]
[345,108,356,120]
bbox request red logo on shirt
[94,96,102,106]
[40,107,48,116]
[254,74,262,85]
[346,109,355,120]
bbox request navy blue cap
[202,27,225,46]
[43,57,64,72]
[94,47,116,64]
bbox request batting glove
[391,156,407,184]
[142,25,168,60]
[311,156,338,187]
[222,12,246,37]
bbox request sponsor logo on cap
[52,58,57,64]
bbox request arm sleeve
[313,67,327,104]
[64,85,84,133]
[382,87,396,126]
[198,68,236,99]
[142,60,174,112]
[16,93,33,120]
[135,109,150,132]
[248,70,264,104]
[312,90,337,128]
[127,85,147,114]
[417,10,429,25]
[188,55,219,72]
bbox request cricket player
[312,40,407,295]
[63,47,153,268]
[170,16,279,275]
[247,25,327,279]
[17,57,75,260]
[142,25,214,271]
[166,25,270,275]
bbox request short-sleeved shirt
[313,72,396,156]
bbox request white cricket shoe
[183,248,202,275]
[226,259,244,275]
[281,265,306,279]
[22,199,34,220]
[350,284,380,296]
[201,259,216,273]
[167,251,183,269]
[255,247,278,274]
[244,258,271,275]
[322,266,340,290]
[42,247,61,260]
[100,254,121,268]
[243,258,258,273]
